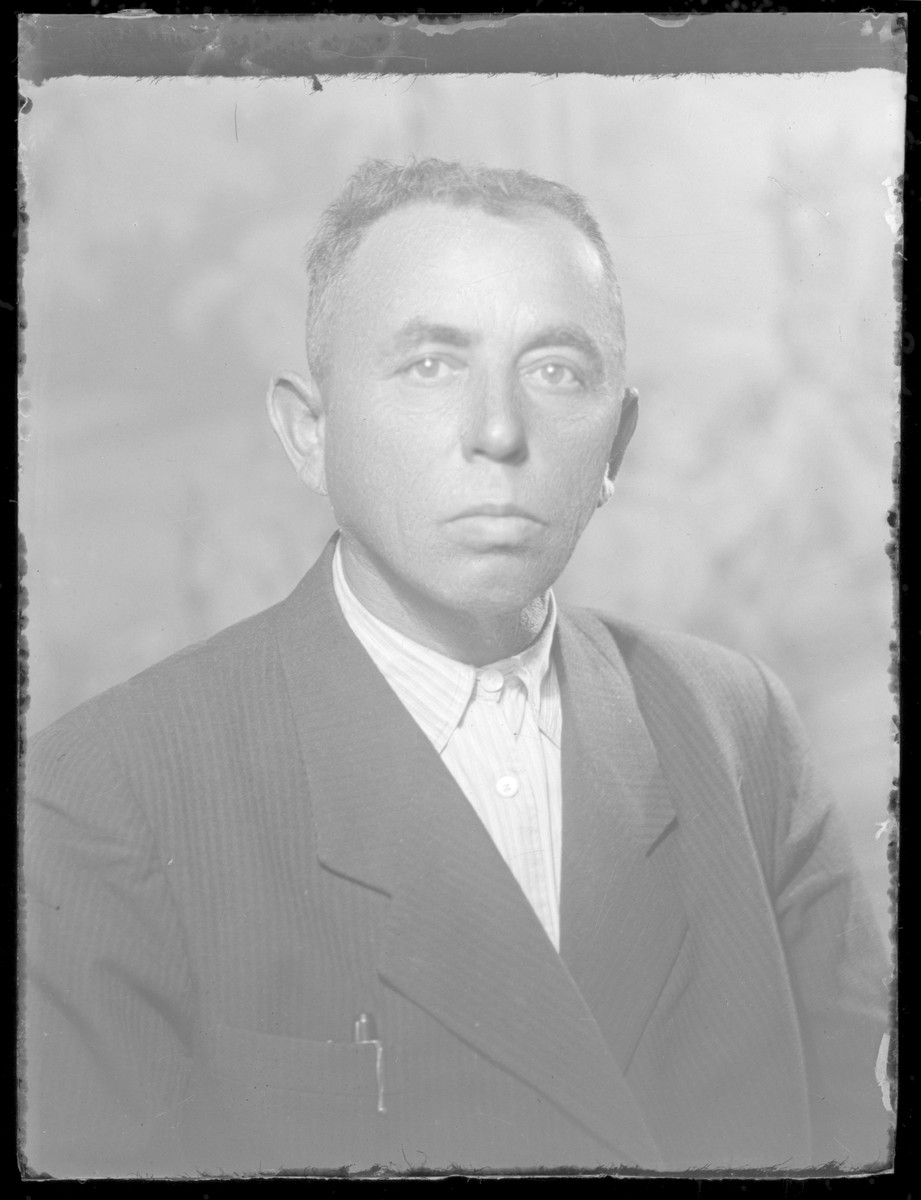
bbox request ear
[266,370,328,496]
[608,386,639,479]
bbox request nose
[463,373,528,464]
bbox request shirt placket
[478,669,556,946]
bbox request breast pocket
[211,1022,380,1097]
[200,1023,385,1171]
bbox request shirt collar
[331,538,560,753]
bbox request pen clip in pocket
[353,1013,386,1114]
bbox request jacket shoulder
[28,596,288,763]
[560,606,807,770]
[562,609,817,885]
[564,607,770,706]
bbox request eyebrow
[518,324,607,377]
[385,320,480,356]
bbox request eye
[400,356,460,384]
[524,361,585,391]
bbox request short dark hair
[304,157,625,381]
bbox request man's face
[319,201,628,622]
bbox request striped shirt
[332,541,563,950]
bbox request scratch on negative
[767,177,831,225]
[152,1094,195,1121]
[832,1136,854,1161]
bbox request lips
[451,503,545,522]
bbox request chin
[435,554,559,615]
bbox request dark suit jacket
[24,541,891,1176]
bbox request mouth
[446,505,547,551]
[451,503,546,523]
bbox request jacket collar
[270,541,683,1166]
[556,610,686,1072]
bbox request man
[24,158,891,1177]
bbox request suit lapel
[557,611,688,1073]
[270,543,663,1165]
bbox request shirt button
[495,774,520,798]
[481,669,504,693]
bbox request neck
[338,539,550,666]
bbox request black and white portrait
[19,13,902,1180]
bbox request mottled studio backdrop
[20,72,901,935]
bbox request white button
[495,774,520,798]
[480,669,504,692]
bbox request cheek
[542,424,611,503]
[323,404,443,530]
[323,391,396,488]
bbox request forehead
[333,201,612,337]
